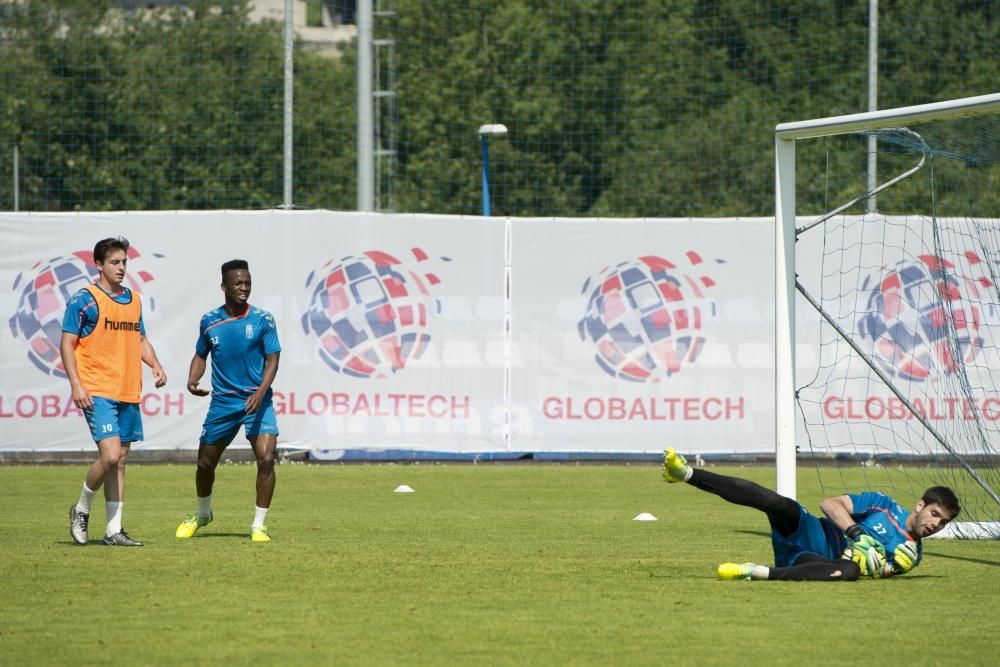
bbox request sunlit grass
[1,463,997,666]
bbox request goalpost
[774,93,1000,538]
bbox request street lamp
[478,123,508,216]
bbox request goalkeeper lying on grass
[662,448,961,581]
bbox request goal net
[776,94,1000,539]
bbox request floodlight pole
[282,0,294,209]
[478,124,507,217]
[866,0,878,213]
[13,145,19,212]
[357,0,374,211]
[481,136,491,216]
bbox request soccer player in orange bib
[62,237,167,546]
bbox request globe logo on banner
[301,248,447,379]
[577,252,721,382]
[857,253,988,382]
[9,247,160,378]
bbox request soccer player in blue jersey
[662,448,960,581]
[63,236,167,547]
[175,260,281,542]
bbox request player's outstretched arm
[186,353,210,397]
[140,335,167,388]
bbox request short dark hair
[93,237,130,264]
[922,486,961,517]
[221,259,249,279]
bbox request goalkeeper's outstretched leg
[663,448,800,535]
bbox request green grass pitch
[1,463,997,666]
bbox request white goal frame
[773,92,1000,499]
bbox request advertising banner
[794,214,1000,455]
[1,211,506,452]
[508,217,776,453]
[12,211,988,457]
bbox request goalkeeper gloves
[841,524,888,578]
[891,540,919,575]
[845,523,886,555]
[841,543,887,578]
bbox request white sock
[76,484,97,514]
[106,501,123,537]
[751,565,770,580]
[197,495,213,518]
[252,506,269,529]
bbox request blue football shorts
[770,505,836,567]
[200,397,279,447]
[84,396,144,444]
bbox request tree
[0,0,995,215]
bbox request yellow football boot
[717,563,756,581]
[250,525,271,543]
[662,447,691,483]
[175,512,212,538]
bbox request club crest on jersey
[245,324,253,339]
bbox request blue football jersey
[829,491,921,568]
[195,304,280,401]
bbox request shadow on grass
[733,529,771,538]
[924,550,1000,568]
[58,532,248,546]
[729,532,1000,569]
[58,540,146,547]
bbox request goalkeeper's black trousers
[687,469,860,581]
[688,468,800,535]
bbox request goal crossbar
[775,93,1000,141]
